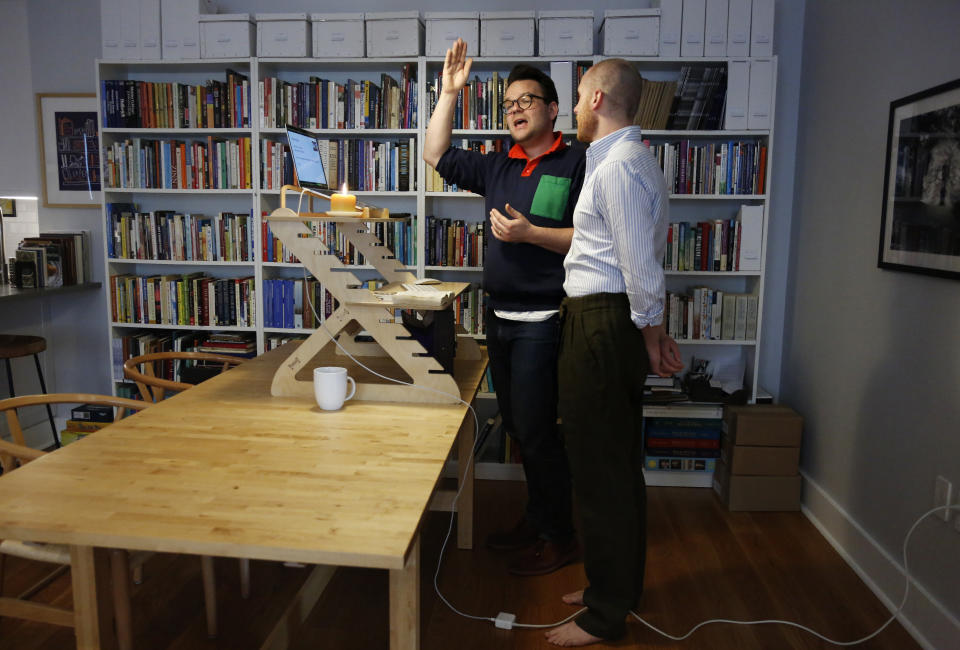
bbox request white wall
[784,1,960,646]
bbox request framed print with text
[36,93,101,208]
[878,77,960,279]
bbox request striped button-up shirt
[563,126,668,328]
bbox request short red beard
[576,109,598,143]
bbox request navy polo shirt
[435,133,586,311]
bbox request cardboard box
[599,9,660,57]
[425,12,478,57]
[257,13,310,58]
[161,0,217,60]
[538,10,594,57]
[721,435,800,476]
[366,11,423,57]
[713,460,801,511]
[722,404,803,447]
[200,14,255,58]
[311,13,365,58]
[480,11,536,57]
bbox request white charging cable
[294,193,953,646]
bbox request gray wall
[784,0,960,645]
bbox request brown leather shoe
[485,517,540,552]
[507,537,580,576]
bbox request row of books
[11,232,90,289]
[60,403,115,445]
[644,417,722,474]
[424,139,507,192]
[664,218,751,272]
[105,204,254,262]
[427,73,507,131]
[111,330,255,384]
[633,78,678,131]
[109,273,255,327]
[665,289,758,341]
[259,67,417,130]
[426,217,486,268]
[260,216,416,267]
[262,278,344,329]
[649,140,768,196]
[102,137,254,190]
[452,285,486,336]
[262,137,417,192]
[100,70,251,129]
[666,65,728,131]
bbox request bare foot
[545,621,603,647]
[562,590,585,606]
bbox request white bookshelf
[95,52,777,486]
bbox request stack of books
[13,231,90,289]
[61,404,114,445]
[643,416,722,474]
[198,333,256,359]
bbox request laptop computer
[286,124,329,191]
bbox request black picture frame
[878,77,960,279]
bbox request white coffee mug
[313,366,356,410]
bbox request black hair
[506,64,559,106]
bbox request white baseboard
[801,471,960,650]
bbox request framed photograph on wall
[878,77,960,279]
[36,93,101,208]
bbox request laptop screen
[286,125,328,190]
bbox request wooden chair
[122,351,251,635]
[0,394,149,650]
[122,351,245,403]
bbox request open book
[372,279,453,307]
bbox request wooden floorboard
[0,480,920,650]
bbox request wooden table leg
[70,546,118,650]
[389,535,419,650]
[456,409,475,550]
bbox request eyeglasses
[501,93,546,114]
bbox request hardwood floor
[0,479,919,649]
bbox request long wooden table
[0,342,487,649]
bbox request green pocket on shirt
[529,175,572,222]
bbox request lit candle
[330,183,356,213]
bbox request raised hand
[442,38,473,95]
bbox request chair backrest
[0,394,149,471]
[122,352,245,403]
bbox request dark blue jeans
[485,308,574,543]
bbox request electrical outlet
[934,476,952,522]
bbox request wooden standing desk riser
[265,185,479,404]
[0,343,486,649]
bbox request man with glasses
[424,38,585,576]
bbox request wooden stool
[0,335,60,448]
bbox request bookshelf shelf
[669,194,767,200]
[108,259,255,267]
[664,270,761,276]
[424,266,483,272]
[675,339,757,346]
[111,322,255,332]
[102,128,252,135]
[424,191,482,198]
[104,188,254,195]
[259,128,418,136]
